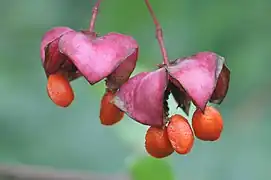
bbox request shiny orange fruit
[192,106,223,141]
[100,90,124,125]
[145,126,174,158]
[167,114,194,155]
[47,73,74,107]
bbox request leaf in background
[130,156,174,180]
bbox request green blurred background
[0,0,271,179]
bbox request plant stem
[144,0,170,66]
[89,0,102,32]
[0,164,131,180]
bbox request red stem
[89,0,102,32]
[144,0,169,66]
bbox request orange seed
[47,73,74,107]
[192,106,223,141]
[99,90,124,125]
[145,126,174,158]
[167,114,194,155]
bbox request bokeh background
[1,0,271,179]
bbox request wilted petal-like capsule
[41,27,139,90]
[167,52,230,111]
[113,68,168,127]
[113,52,230,127]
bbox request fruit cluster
[40,0,230,159]
[145,106,223,158]
[97,87,224,158]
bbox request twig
[0,164,131,180]
[89,0,102,32]
[144,0,170,66]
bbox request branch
[0,164,131,180]
[144,0,169,66]
[89,0,102,32]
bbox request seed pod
[192,106,223,141]
[163,87,170,119]
[145,126,174,158]
[47,73,74,107]
[167,114,194,155]
[100,90,124,125]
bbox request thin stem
[89,0,102,32]
[0,164,130,180]
[144,0,170,66]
